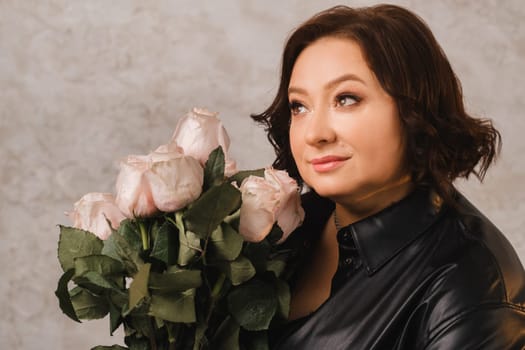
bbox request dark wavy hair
[251,4,501,205]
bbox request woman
[252,4,525,349]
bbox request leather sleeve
[422,305,525,350]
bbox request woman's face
[288,37,410,208]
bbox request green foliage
[149,289,197,323]
[208,223,244,262]
[242,331,269,350]
[129,263,151,310]
[55,268,80,322]
[228,169,265,186]
[184,182,241,239]
[203,146,226,189]
[149,221,178,265]
[92,345,129,350]
[212,316,240,350]
[56,165,297,350]
[274,278,291,320]
[70,287,110,320]
[149,269,202,293]
[216,256,256,286]
[102,220,143,275]
[227,279,277,331]
[58,226,104,272]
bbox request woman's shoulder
[404,193,525,347]
[450,192,525,301]
[421,192,525,327]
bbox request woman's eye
[336,94,360,107]
[289,101,308,115]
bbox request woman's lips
[310,155,350,172]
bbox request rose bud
[169,107,237,176]
[67,192,126,240]
[238,168,305,243]
[115,143,204,218]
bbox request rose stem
[138,221,149,251]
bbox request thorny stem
[166,324,174,350]
[202,236,210,265]
[211,273,226,299]
[206,273,226,324]
[148,316,157,350]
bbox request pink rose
[115,143,204,218]
[169,108,237,176]
[67,192,126,240]
[238,168,305,243]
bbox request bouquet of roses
[55,108,305,350]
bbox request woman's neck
[333,177,414,227]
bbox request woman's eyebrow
[325,73,366,90]
[288,73,366,96]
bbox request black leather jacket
[272,188,525,349]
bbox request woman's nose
[304,109,336,146]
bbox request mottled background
[1,0,523,349]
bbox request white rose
[115,143,204,218]
[170,107,237,176]
[67,192,126,240]
[238,168,304,243]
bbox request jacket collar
[342,187,444,275]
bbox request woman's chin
[308,184,348,200]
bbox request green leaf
[244,331,269,350]
[101,234,123,265]
[274,278,291,320]
[110,289,128,309]
[149,269,202,293]
[227,279,277,331]
[208,223,244,262]
[74,271,122,294]
[119,219,143,250]
[124,334,150,350]
[174,212,201,266]
[212,315,240,350]
[149,289,197,323]
[102,220,143,275]
[125,301,153,337]
[243,241,271,273]
[203,146,225,189]
[58,225,103,272]
[55,268,81,322]
[108,298,123,335]
[184,182,241,239]
[72,255,126,295]
[150,221,178,265]
[74,255,125,277]
[91,345,128,350]
[70,287,110,320]
[266,258,286,278]
[224,209,240,231]
[217,256,256,286]
[129,263,151,310]
[228,168,265,186]
[179,230,201,266]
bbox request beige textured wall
[1,1,523,349]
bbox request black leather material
[271,188,525,349]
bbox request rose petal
[115,161,157,218]
[238,176,280,242]
[170,108,236,172]
[146,156,203,212]
[68,192,125,240]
